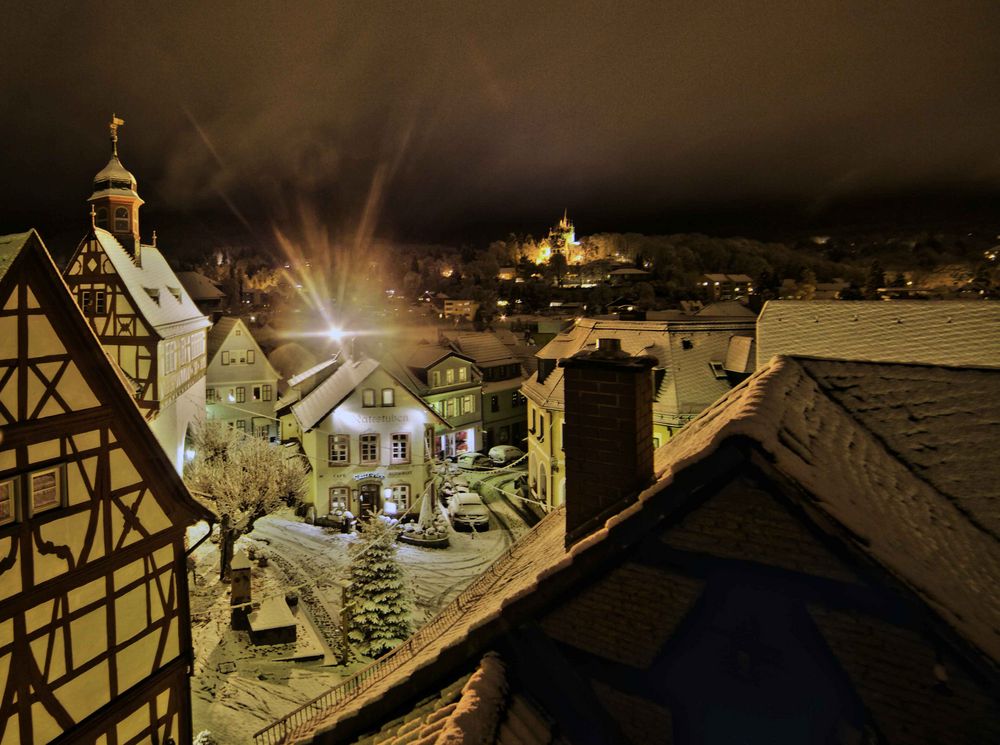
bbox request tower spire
[109,113,125,156]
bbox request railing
[253,507,563,745]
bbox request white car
[457,452,493,470]
[448,492,490,531]
[488,445,524,465]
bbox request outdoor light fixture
[327,327,345,342]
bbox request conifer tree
[346,514,411,658]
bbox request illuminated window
[262,384,272,401]
[0,479,15,525]
[206,388,217,402]
[653,435,662,448]
[360,433,379,464]
[80,290,91,310]
[114,207,129,232]
[235,387,245,403]
[458,367,468,383]
[95,291,106,315]
[431,371,441,387]
[391,433,410,464]
[362,389,376,408]
[386,484,409,514]
[235,420,246,431]
[381,388,395,406]
[255,424,270,439]
[164,342,177,374]
[95,207,108,229]
[30,469,61,514]
[461,395,475,414]
[446,368,455,384]
[447,399,456,418]
[247,350,255,364]
[329,487,349,513]
[328,434,349,465]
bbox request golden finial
[109,113,125,156]
[152,229,158,247]
[89,204,96,228]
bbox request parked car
[457,452,493,470]
[488,445,524,465]
[448,492,490,531]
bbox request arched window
[95,207,108,228]
[538,465,548,504]
[114,207,129,232]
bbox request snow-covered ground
[189,472,528,745]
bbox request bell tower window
[95,207,108,229]
[114,207,129,232]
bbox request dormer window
[95,207,109,229]
[145,287,160,304]
[168,287,181,302]
[431,371,441,387]
[458,367,468,383]
[114,207,129,232]
[709,361,727,380]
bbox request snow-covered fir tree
[346,514,411,658]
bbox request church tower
[88,114,144,257]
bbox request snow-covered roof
[177,270,225,301]
[280,355,1000,742]
[286,355,340,389]
[447,331,521,368]
[696,300,757,317]
[0,231,31,283]
[207,316,240,360]
[523,317,755,421]
[756,300,1000,368]
[88,155,141,200]
[356,653,545,745]
[92,228,209,337]
[723,334,755,373]
[647,356,1000,665]
[268,343,320,382]
[291,357,380,431]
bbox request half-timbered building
[0,230,213,744]
[62,118,210,471]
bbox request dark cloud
[3,1,1000,244]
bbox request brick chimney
[559,338,658,547]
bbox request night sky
[3,1,1000,250]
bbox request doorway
[359,482,381,517]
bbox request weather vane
[109,113,125,156]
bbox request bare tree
[184,419,307,580]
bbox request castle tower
[88,114,144,257]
